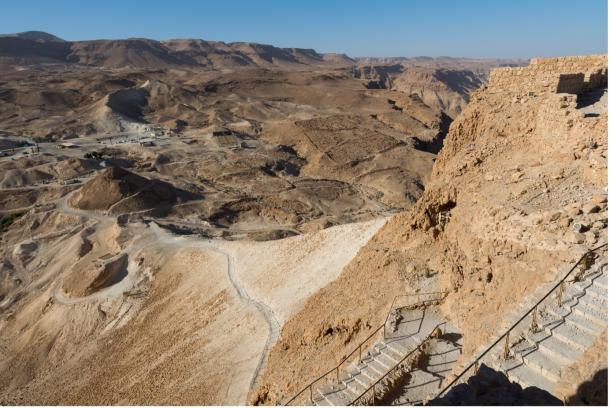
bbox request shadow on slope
[106,87,150,120]
[566,368,607,406]
[413,111,454,154]
[434,69,484,98]
[69,166,201,214]
[429,364,562,406]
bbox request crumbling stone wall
[487,55,607,95]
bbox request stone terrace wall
[488,55,608,94]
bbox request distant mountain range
[0,31,355,69]
[0,31,527,70]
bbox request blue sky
[1,0,607,58]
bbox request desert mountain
[392,67,484,118]
[355,56,527,76]
[67,38,198,69]
[0,33,71,64]
[0,31,355,69]
[0,40,606,405]
[0,31,523,125]
[0,31,66,42]
[349,56,532,120]
[352,56,528,116]
[0,62,461,140]
[69,166,200,213]
[0,59,521,143]
[0,31,525,74]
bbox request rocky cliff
[252,54,608,404]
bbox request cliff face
[252,55,608,404]
[391,67,484,119]
[404,54,608,356]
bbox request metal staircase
[284,292,450,406]
[433,244,607,402]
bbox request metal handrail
[284,291,448,405]
[383,291,448,339]
[349,322,447,406]
[283,323,385,406]
[433,243,607,401]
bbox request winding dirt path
[216,244,280,391]
[53,191,281,398]
[149,223,281,392]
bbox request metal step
[550,321,596,351]
[571,301,607,326]
[385,337,417,357]
[321,389,351,406]
[547,307,605,335]
[534,333,584,363]
[520,347,562,381]
[585,281,607,299]
[504,360,556,393]
[593,275,608,290]
[344,376,367,397]
[341,381,363,401]
[380,341,405,360]
[355,365,378,385]
[578,294,607,313]
[366,359,388,377]
[374,351,399,370]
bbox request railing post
[502,332,510,360]
[359,344,362,363]
[336,366,339,382]
[373,383,376,406]
[529,306,539,333]
[558,282,564,307]
[309,385,313,404]
[577,252,594,281]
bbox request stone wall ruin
[487,55,607,95]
